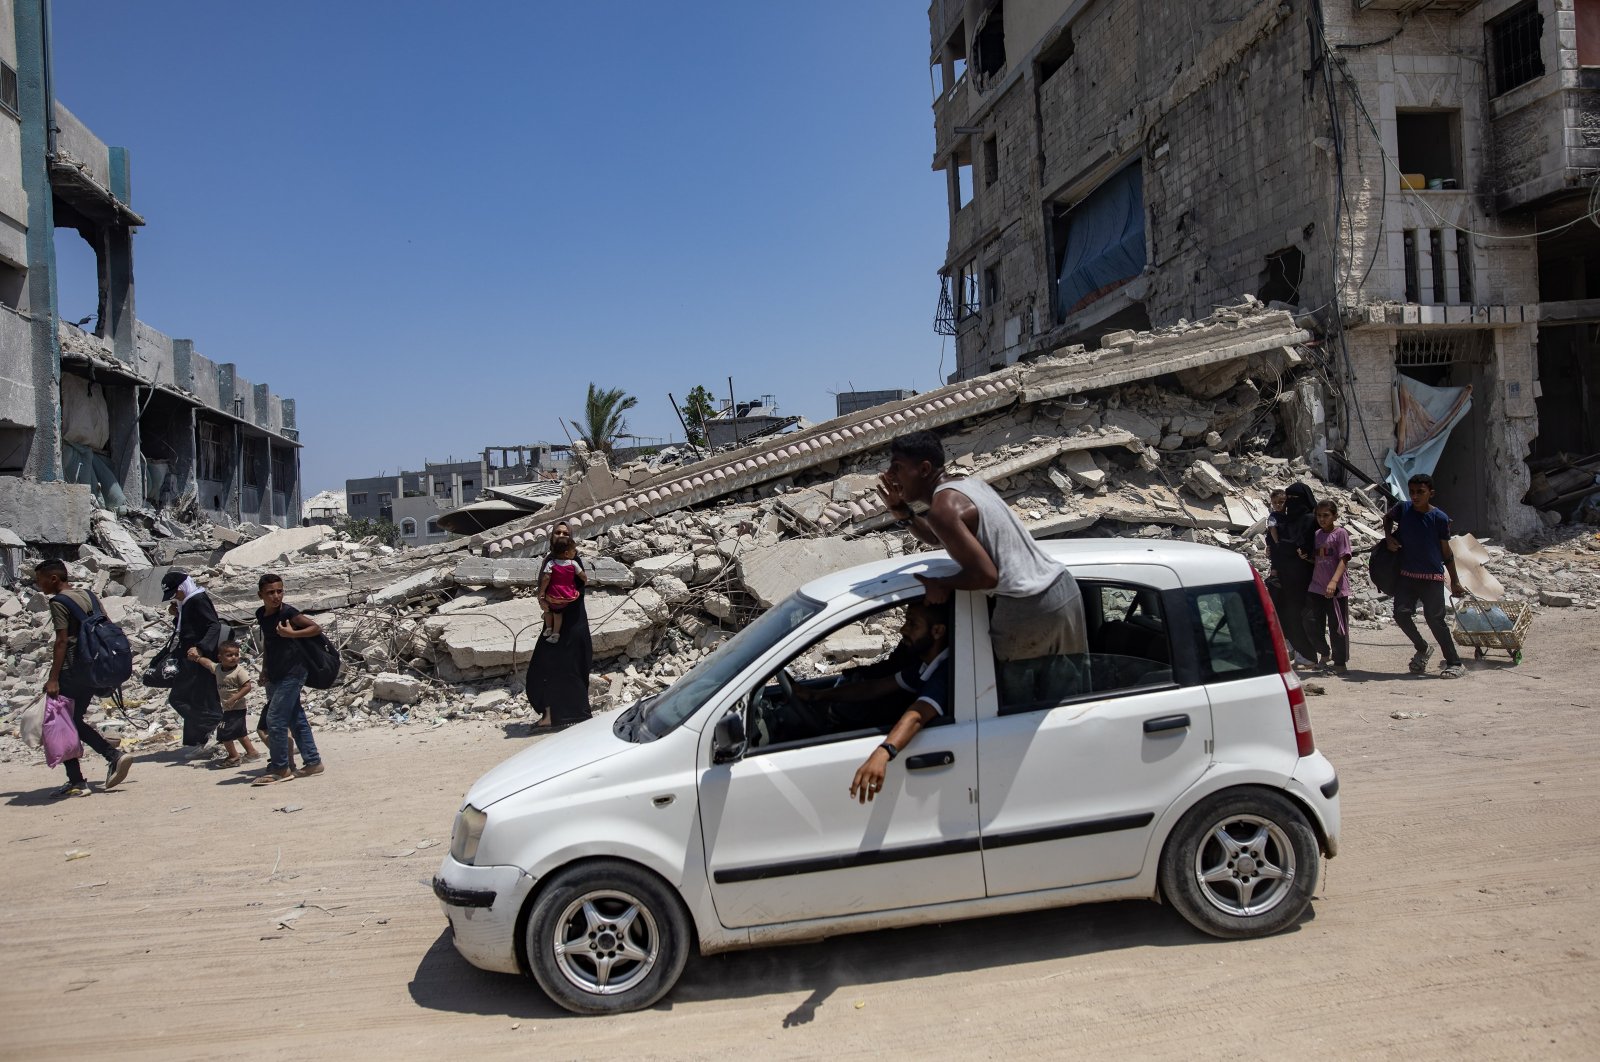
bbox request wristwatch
[878,741,899,762]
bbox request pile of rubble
[4,299,1599,762]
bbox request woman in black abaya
[163,570,225,749]
[524,522,594,729]
[1268,482,1320,664]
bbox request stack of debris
[1523,452,1600,526]
[4,299,1599,761]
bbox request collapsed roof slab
[474,301,1312,559]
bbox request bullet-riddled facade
[929,0,1599,538]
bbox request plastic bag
[19,695,46,748]
[42,695,83,768]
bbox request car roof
[799,537,1253,606]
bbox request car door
[974,564,1215,897]
[698,593,984,929]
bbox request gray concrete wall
[135,319,176,387]
[50,103,112,193]
[188,350,222,407]
[0,0,29,271]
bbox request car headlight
[450,805,487,865]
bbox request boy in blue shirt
[1382,474,1467,678]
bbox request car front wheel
[523,859,691,1015]
[1159,788,1319,939]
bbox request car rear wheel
[524,860,691,1015]
[1159,788,1319,939]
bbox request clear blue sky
[47,2,951,494]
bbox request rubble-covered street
[5,302,1600,761]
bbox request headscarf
[1270,482,1320,570]
[174,575,208,639]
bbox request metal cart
[1452,595,1533,665]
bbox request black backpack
[297,630,342,690]
[53,591,134,694]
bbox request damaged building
[926,0,1600,538]
[0,0,302,546]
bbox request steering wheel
[775,667,798,702]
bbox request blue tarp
[1382,374,1473,499]
[1057,164,1146,315]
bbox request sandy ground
[2,614,1598,1061]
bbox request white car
[435,540,1340,1014]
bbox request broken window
[954,149,974,210]
[400,518,417,536]
[984,265,1000,308]
[1403,230,1421,303]
[197,420,231,482]
[1403,227,1470,305]
[378,491,392,507]
[53,225,101,336]
[1456,231,1474,302]
[983,135,999,187]
[1037,29,1075,83]
[1054,164,1146,320]
[1,61,18,120]
[947,23,968,89]
[960,261,982,319]
[1489,2,1544,96]
[270,446,296,494]
[241,437,265,488]
[1397,111,1460,187]
[930,61,945,100]
[0,258,24,311]
[972,3,1006,80]
[1258,247,1305,305]
[1581,0,1600,67]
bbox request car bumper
[1289,751,1341,858]
[434,856,536,975]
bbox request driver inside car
[762,600,952,801]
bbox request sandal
[218,756,242,768]
[250,769,295,786]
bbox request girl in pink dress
[538,535,586,643]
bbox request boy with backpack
[252,573,326,786]
[1383,473,1468,679]
[33,559,134,797]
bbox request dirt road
[2,615,1597,1060]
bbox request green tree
[682,385,717,447]
[569,383,639,458]
[335,515,402,548]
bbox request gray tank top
[934,477,1065,598]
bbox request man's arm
[917,491,998,594]
[46,629,68,695]
[796,669,903,705]
[1384,505,1401,551]
[849,701,936,803]
[278,612,321,639]
[1440,537,1465,596]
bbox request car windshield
[637,593,823,739]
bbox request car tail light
[1253,568,1316,757]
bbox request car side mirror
[712,709,747,764]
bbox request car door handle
[1143,714,1190,734]
[905,751,955,770]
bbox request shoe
[1329,662,1348,674]
[53,780,91,798]
[1290,650,1314,668]
[293,762,325,779]
[250,769,295,786]
[545,632,560,644]
[1439,663,1466,679]
[105,754,133,791]
[1408,646,1434,674]
[242,751,262,763]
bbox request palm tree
[569,383,639,458]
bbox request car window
[1185,582,1277,681]
[639,593,822,738]
[996,579,1174,716]
[747,598,951,754]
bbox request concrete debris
[220,525,330,569]
[5,298,1600,760]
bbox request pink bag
[42,694,83,768]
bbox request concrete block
[91,511,152,572]
[453,556,544,588]
[703,592,733,620]
[1101,409,1162,446]
[1539,590,1574,608]
[126,565,174,608]
[736,536,893,609]
[222,525,330,568]
[631,553,697,585]
[434,588,512,615]
[649,574,691,606]
[1058,451,1107,491]
[584,555,634,589]
[367,566,452,606]
[1,526,24,588]
[471,689,513,710]
[1182,460,1233,500]
[691,553,723,586]
[372,672,425,705]
[0,480,94,545]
